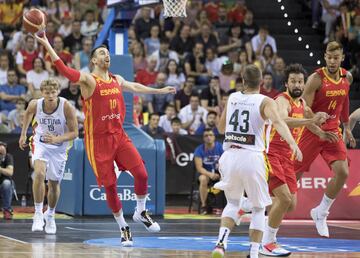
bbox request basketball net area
[162,0,187,18]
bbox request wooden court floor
[0,218,359,257]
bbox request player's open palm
[34,32,49,46]
[290,143,303,162]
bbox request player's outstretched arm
[302,72,322,108]
[116,75,176,95]
[19,100,37,150]
[34,33,94,88]
[41,101,79,145]
[261,97,303,161]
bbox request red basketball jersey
[82,73,126,137]
[269,92,305,157]
[311,67,350,131]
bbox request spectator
[147,73,174,114]
[191,10,211,36]
[170,117,188,135]
[16,35,40,76]
[195,111,220,135]
[45,20,61,46]
[135,55,158,86]
[260,44,276,73]
[0,53,9,85]
[134,7,159,40]
[312,0,321,29]
[59,82,81,108]
[219,61,238,92]
[10,110,30,134]
[260,72,280,99]
[73,37,93,70]
[205,48,228,77]
[214,92,230,116]
[203,1,220,23]
[141,113,165,139]
[150,37,179,72]
[26,57,49,99]
[170,24,194,60]
[228,77,245,94]
[0,142,14,220]
[272,57,286,90]
[227,0,247,23]
[233,50,249,75]
[133,96,145,127]
[175,76,196,111]
[213,4,231,43]
[321,0,342,44]
[45,35,73,74]
[179,94,208,134]
[144,24,161,56]
[131,41,147,73]
[58,11,73,38]
[159,104,176,133]
[201,76,224,112]
[7,98,26,131]
[80,9,99,37]
[165,59,185,90]
[0,69,26,113]
[241,10,259,43]
[163,17,183,40]
[196,22,219,52]
[194,128,224,214]
[0,0,23,31]
[218,23,247,55]
[251,26,277,57]
[64,20,84,54]
[184,42,210,85]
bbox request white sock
[318,194,334,213]
[34,202,43,213]
[47,206,56,216]
[136,196,146,213]
[217,227,230,246]
[250,242,260,258]
[114,210,128,229]
[263,224,279,244]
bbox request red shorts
[84,131,143,187]
[294,128,347,173]
[268,153,297,195]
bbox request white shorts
[32,143,68,182]
[215,148,272,209]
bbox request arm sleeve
[53,59,81,83]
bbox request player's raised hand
[34,31,49,46]
[312,112,329,126]
[159,86,176,95]
[290,143,303,162]
[19,135,28,150]
[319,131,338,143]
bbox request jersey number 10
[229,109,250,132]
[109,99,117,109]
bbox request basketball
[23,8,46,34]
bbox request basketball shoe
[211,241,225,258]
[44,210,56,234]
[260,242,291,256]
[121,226,133,247]
[310,207,329,237]
[133,209,160,232]
[32,212,44,232]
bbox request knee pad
[221,200,239,222]
[249,207,266,232]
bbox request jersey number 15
[229,109,250,132]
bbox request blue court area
[84,236,360,253]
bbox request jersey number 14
[229,109,250,132]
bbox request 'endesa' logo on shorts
[101,113,121,121]
[224,132,255,145]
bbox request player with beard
[259,64,332,256]
[295,41,355,238]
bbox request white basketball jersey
[223,92,270,152]
[33,97,69,150]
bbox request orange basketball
[23,8,47,34]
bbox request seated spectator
[150,37,179,72]
[134,7,159,40]
[64,20,84,54]
[80,9,99,37]
[170,117,188,135]
[0,53,9,85]
[0,142,14,220]
[272,57,286,90]
[228,77,245,94]
[233,50,249,75]
[170,24,194,60]
[26,57,49,99]
[165,59,185,90]
[141,113,165,139]
[131,41,148,74]
[159,104,176,133]
[195,21,218,52]
[16,35,39,76]
[184,42,210,85]
[163,17,183,40]
[60,82,81,108]
[45,21,61,46]
[147,73,174,114]
[179,94,208,134]
[214,92,230,116]
[144,24,161,56]
[195,111,220,135]
[133,96,145,128]
[260,44,276,73]
[251,26,277,57]
[321,0,342,44]
[73,37,93,70]
[190,10,211,36]
[241,10,259,43]
[200,76,224,112]
[10,110,31,134]
[7,98,26,131]
[135,55,158,86]
[0,70,26,113]
[227,0,247,23]
[45,35,73,74]
[213,4,231,43]
[58,11,73,38]
[205,48,228,77]
[194,128,224,214]
[0,0,23,31]
[219,61,238,92]
[260,72,279,99]
[175,76,196,111]
[203,1,220,23]
[218,23,248,56]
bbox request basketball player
[260,64,336,256]
[34,33,176,246]
[19,79,78,234]
[295,41,355,238]
[211,65,302,258]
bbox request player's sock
[216,227,230,248]
[136,196,146,213]
[34,202,43,213]
[46,206,55,216]
[114,210,128,229]
[317,194,334,213]
[250,242,260,258]
[262,224,279,244]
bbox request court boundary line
[0,234,28,244]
